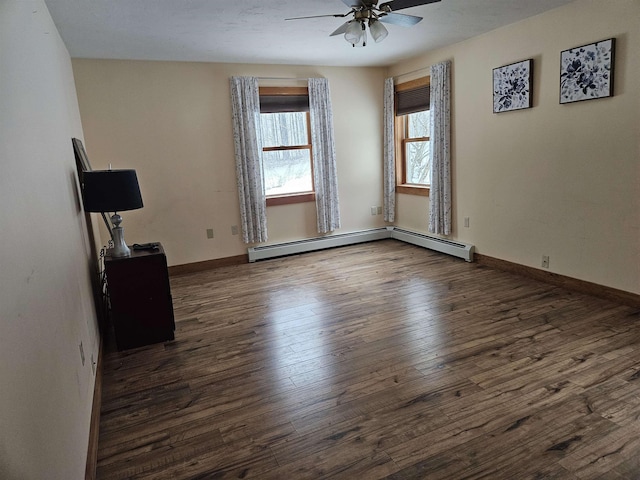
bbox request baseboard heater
[391,228,474,262]
[247,227,474,263]
[248,228,390,262]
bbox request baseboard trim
[168,254,248,276]
[85,339,103,480]
[475,253,640,308]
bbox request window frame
[259,87,316,207]
[394,77,431,197]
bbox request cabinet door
[106,251,175,350]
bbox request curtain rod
[257,76,310,81]
[393,66,430,80]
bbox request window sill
[266,192,316,206]
[396,185,430,197]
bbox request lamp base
[111,226,131,257]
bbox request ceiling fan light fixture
[369,19,388,43]
[355,26,367,47]
[344,20,363,45]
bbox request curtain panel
[230,76,268,244]
[383,77,395,222]
[308,78,341,234]
[428,61,452,235]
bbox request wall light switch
[206,228,214,239]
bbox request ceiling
[45,0,574,68]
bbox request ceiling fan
[286,0,442,47]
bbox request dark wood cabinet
[104,243,175,351]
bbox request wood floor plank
[96,240,640,479]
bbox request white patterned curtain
[308,78,341,234]
[428,61,452,235]
[383,77,395,222]
[230,76,268,244]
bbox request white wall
[72,61,388,266]
[0,1,99,478]
[390,0,640,295]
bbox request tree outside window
[404,110,430,186]
[260,112,313,196]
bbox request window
[395,77,431,196]
[259,87,315,206]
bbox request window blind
[395,85,430,116]
[259,95,309,113]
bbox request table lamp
[82,169,144,257]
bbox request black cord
[99,247,110,315]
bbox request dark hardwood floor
[96,239,640,479]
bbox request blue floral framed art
[493,59,532,113]
[560,38,615,104]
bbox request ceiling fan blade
[330,21,351,36]
[379,0,440,12]
[379,12,423,26]
[285,12,351,20]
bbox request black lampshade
[82,169,143,213]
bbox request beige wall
[72,60,388,266]
[0,1,100,478]
[390,0,640,294]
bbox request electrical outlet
[370,206,377,216]
[231,225,239,235]
[542,255,550,268]
[377,206,382,215]
[464,217,470,228]
[79,342,85,366]
[206,228,214,239]
[91,354,96,375]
